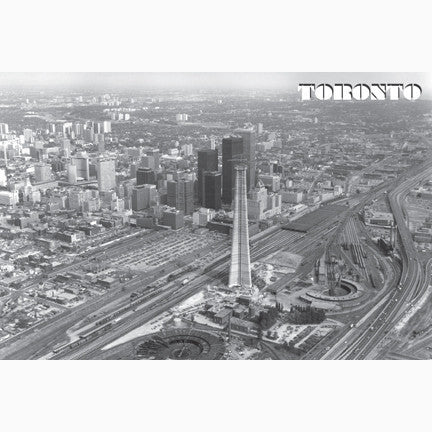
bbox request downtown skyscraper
[222,136,243,205]
[234,128,256,192]
[197,149,218,205]
[222,130,256,205]
[203,171,222,210]
[97,157,116,192]
[167,179,194,215]
[136,167,156,186]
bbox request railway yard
[1,149,432,361]
[2,161,431,361]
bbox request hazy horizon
[0,72,430,97]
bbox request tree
[257,327,263,340]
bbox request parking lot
[107,229,228,272]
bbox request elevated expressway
[319,159,432,360]
[60,178,408,360]
[51,164,431,360]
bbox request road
[319,157,432,359]
[54,214,349,359]
[0,228,227,359]
[6,154,431,360]
[42,168,418,360]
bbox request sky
[0,72,430,98]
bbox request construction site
[88,167,400,360]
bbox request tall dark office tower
[131,185,146,211]
[167,179,194,215]
[197,149,218,205]
[167,180,177,207]
[183,180,194,215]
[203,171,222,210]
[136,167,156,186]
[222,137,243,205]
[234,128,256,191]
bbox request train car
[350,244,358,264]
[52,339,82,354]
[79,322,113,341]
[94,286,161,327]
[53,342,69,354]
[355,245,365,268]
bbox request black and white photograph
[1,1,431,432]
[0,73,431,361]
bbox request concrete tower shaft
[228,165,252,290]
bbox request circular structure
[97,328,226,360]
[322,283,352,297]
[306,279,362,302]
[135,329,226,360]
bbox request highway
[40,169,415,360]
[320,157,432,360]
[5,154,432,360]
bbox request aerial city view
[0,73,431,360]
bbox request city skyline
[2,1,430,430]
[0,79,431,361]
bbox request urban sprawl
[0,88,431,360]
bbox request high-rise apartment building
[97,157,116,192]
[72,154,90,180]
[67,164,77,184]
[23,128,33,143]
[34,163,52,183]
[94,122,103,134]
[103,120,112,133]
[0,123,9,135]
[72,123,84,138]
[146,149,160,170]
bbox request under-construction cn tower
[228,165,252,290]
